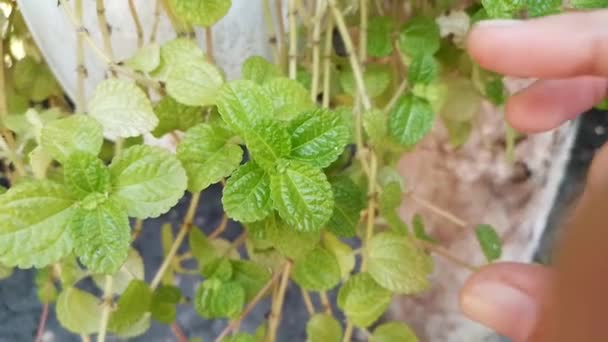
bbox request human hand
[461,10,608,342]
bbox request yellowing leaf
[170,0,232,27]
[337,273,392,328]
[292,246,341,291]
[306,314,343,342]
[56,287,102,334]
[166,56,224,107]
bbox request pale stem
[205,27,215,63]
[288,0,298,79]
[130,218,144,241]
[319,291,332,314]
[208,214,228,239]
[301,289,315,316]
[262,0,281,65]
[95,0,114,60]
[150,192,201,290]
[275,0,287,70]
[321,15,334,108]
[128,0,144,48]
[97,275,114,342]
[383,78,409,113]
[34,303,49,342]
[310,0,326,102]
[342,321,354,342]
[150,0,162,43]
[266,261,293,342]
[407,192,469,230]
[416,239,480,272]
[74,0,86,113]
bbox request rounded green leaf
[367,232,433,294]
[166,56,224,107]
[177,123,243,192]
[288,108,350,169]
[170,0,232,27]
[270,160,334,232]
[0,181,76,268]
[371,322,418,342]
[571,0,608,9]
[152,96,203,138]
[222,333,255,342]
[337,272,392,328]
[327,176,365,237]
[242,56,281,84]
[69,198,131,274]
[12,57,59,102]
[475,224,502,262]
[398,16,441,57]
[195,279,245,319]
[40,115,104,163]
[202,257,234,281]
[93,248,145,294]
[408,55,439,85]
[292,246,341,291]
[125,43,161,73]
[89,79,158,139]
[216,80,274,132]
[306,314,343,342]
[56,287,102,334]
[367,16,395,58]
[64,152,111,199]
[231,260,271,301]
[340,64,392,98]
[363,108,388,147]
[388,94,435,147]
[262,77,313,120]
[151,285,181,324]
[441,77,482,122]
[252,213,320,260]
[378,181,408,234]
[0,263,13,280]
[244,119,291,171]
[152,38,204,81]
[323,233,355,279]
[223,162,272,222]
[109,280,153,333]
[110,145,187,218]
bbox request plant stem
[209,214,228,239]
[74,0,86,113]
[95,0,114,60]
[416,239,480,272]
[214,264,287,342]
[128,0,144,48]
[262,0,281,65]
[361,152,378,271]
[34,303,49,342]
[310,0,326,102]
[205,27,215,63]
[407,192,469,230]
[383,78,408,113]
[287,0,298,79]
[150,0,162,43]
[97,275,114,342]
[301,289,315,316]
[358,0,368,64]
[342,321,354,342]
[130,219,144,241]
[319,291,332,314]
[171,322,188,342]
[275,0,287,71]
[321,15,333,108]
[150,192,201,290]
[266,261,293,342]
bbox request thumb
[459,262,552,342]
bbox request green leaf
[166,55,225,107]
[64,152,111,199]
[323,233,355,279]
[242,56,281,84]
[337,272,392,328]
[367,16,394,58]
[441,77,482,122]
[0,181,76,268]
[367,232,433,294]
[177,123,243,192]
[287,108,350,168]
[371,322,418,342]
[444,118,472,148]
[56,287,103,334]
[571,0,608,8]
[41,115,104,163]
[89,79,158,139]
[340,63,392,98]
[378,181,408,234]
[59,255,87,287]
[170,0,232,27]
[254,213,320,260]
[152,38,204,82]
[189,227,215,263]
[244,119,292,170]
[12,57,59,102]
[481,0,526,18]
[408,55,439,85]
[109,280,153,333]
[327,176,365,237]
[0,263,13,280]
[93,248,145,294]
[113,314,151,338]
[152,96,203,137]
[151,285,182,324]
[293,246,341,291]
[202,257,234,281]
[69,198,130,274]
[306,314,343,342]
[110,145,187,218]
[35,268,57,303]
[399,17,441,57]
[388,94,435,147]
[230,260,271,301]
[125,43,161,73]
[527,0,561,16]
[596,98,608,110]
[216,80,274,133]
[270,160,334,232]
[475,224,502,262]
[413,214,436,243]
[195,279,245,319]
[223,162,272,222]
[160,224,175,285]
[363,108,388,147]
[262,77,313,121]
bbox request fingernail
[461,281,537,340]
[475,19,523,28]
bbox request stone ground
[1,109,607,342]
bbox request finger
[506,76,608,133]
[467,10,608,78]
[460,262,552,342]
